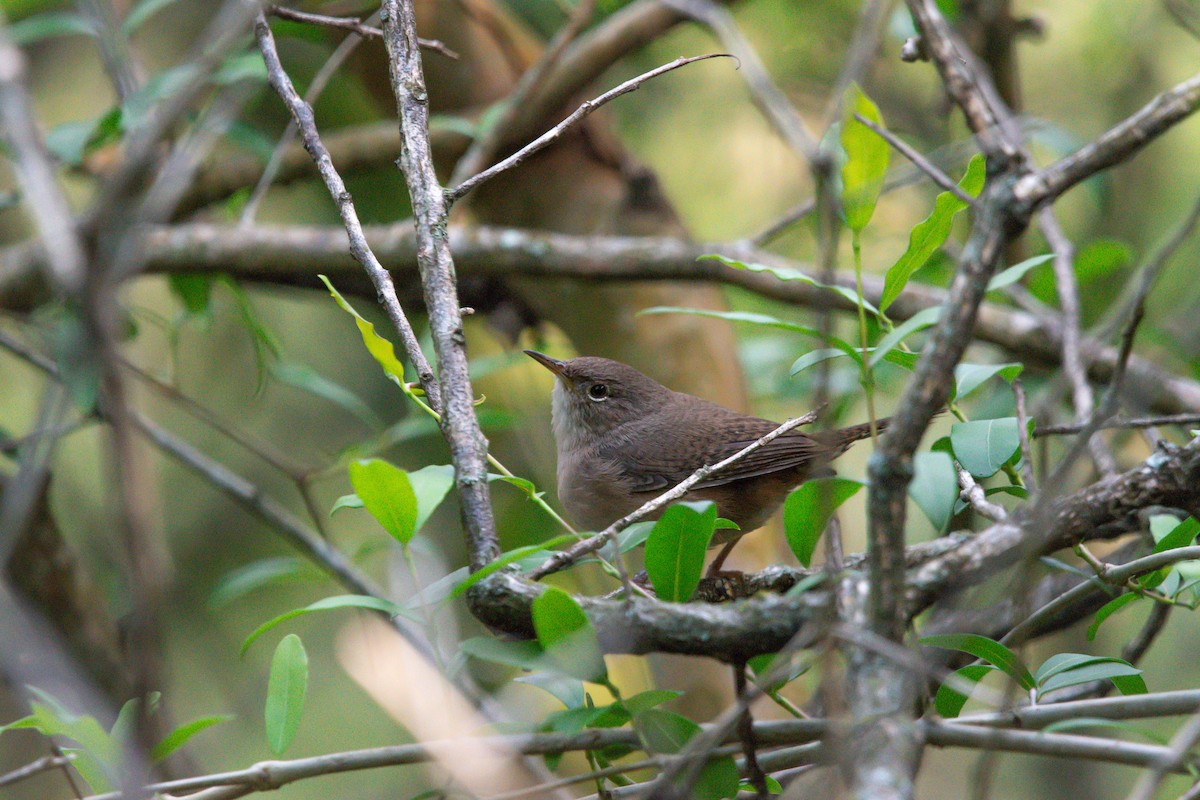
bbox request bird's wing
[609,404,827,493]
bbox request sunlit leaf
[349,459,418,545]
[880,154,985,310]
[840,84,890,233]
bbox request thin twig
[1034,413,1200,436]
[1012,379,1037,491]
[1124,710,1200,800]
[1038,207,1118,475]
[956,463,1008,521]
[853,112,976,205]
[0,752,75,789]
[381,0,499,570]
[266,5,457,58]
[242,11,382,224]
[254,11,440,404]
[447,53,735,203]
[529,409,819,579]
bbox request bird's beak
[525,350,570,382]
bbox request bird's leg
[706,539,741,577]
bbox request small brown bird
[526,351,886,573]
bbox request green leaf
[880,154,985,310]
[620,690,683,716]
[986,254,1055,293]
[209,556,311,608]
[617,521,655,553]
[448,534,577,600]
[867,306,942,369]
[212,51,268,86]
[122,64,199,130]
[909,451,958,532]
[840,84,890,233]
[408,464,457,531]
[920,633,1034,689]
[531,587,607,682]
[122,0,183,33]
[1036,656,1145,695]
[644,502,718,601]
[1152,516,1200,554]
[1087,593,1139,641]
[241,595,402,655]
[783,478,864,566]
[151,715,233,762]
[8,12,96,45]
[694,756,741,800]
[459,636,545,670]
[168,273,215,318]
[705,255,881,317]
[264,634,308,755]
[330,494,364,514]
[348,459,418,545]
[271,361,382,430]
[934,664,997,718]
[953,362,1023,401]
[635,708,699,753]
[514,672,584,709]
[639,307,824,340]
[791,348,860,375]
[950,418,1020,478]
[45,110,121,167]
[320,276,408,386]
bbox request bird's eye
[587,383,609,401]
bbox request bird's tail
[812,417,891,454]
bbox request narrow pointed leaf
[921,633,1034,689]
[264,634,307,755]
[881,154,985,310]
[841,85,889,233]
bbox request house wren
[526,350,886,572]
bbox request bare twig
[447,53,735,203]
[381,0,500,570]
[529,410,819,579]
[266,5,457,57]
[1034,413,1200,436]
[1124,710,1200,800]
[853,112,975,205]
[254,11,440,404]
[0,753,75,789]
[956,463,1008,521]
[0,26,86,293]
[1012,379,1037,491]
[1038,208,1118,475]
[242,11,381,224]
[1014,71,1200,209]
